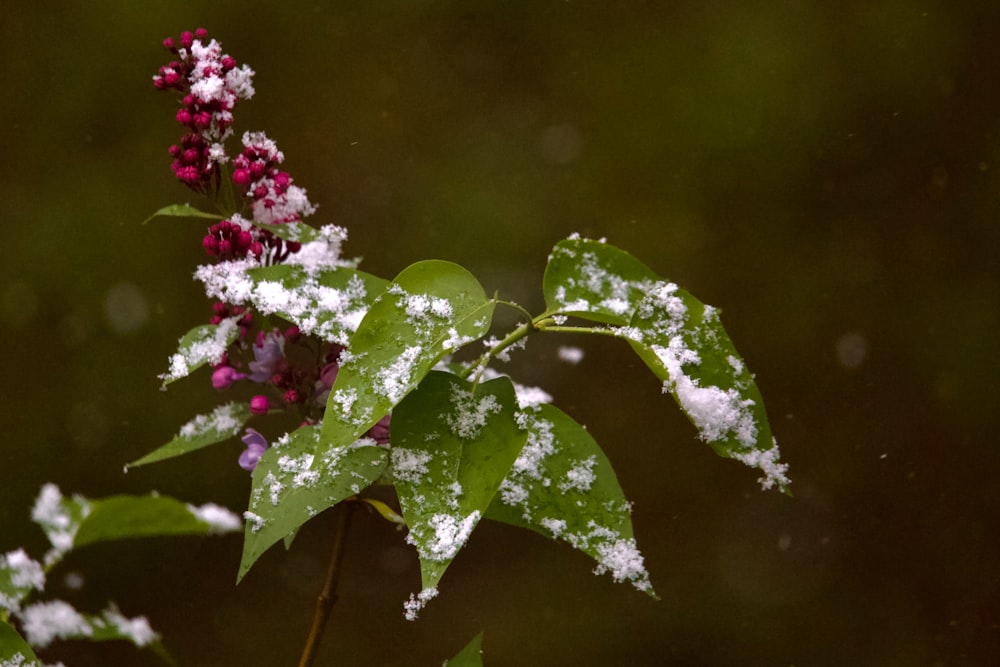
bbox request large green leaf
[542,236,788,492]
[319,260,495,458]
[126,402,251,469]
[0,620,39,663]
[159,315,243,386]
[238,425,388,582]
[391,371,527,619]
[486,404,655,595]
[243,264,388,345]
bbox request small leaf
[319,260,495,460]
[244,264,389,345]
[238,425,388,582]
[73,495,241,550]
[444,632,484,667]
[159,315,242,386]
[252,221,324,244]
[0,619,39,663]
[486,404,655,596]
[392,372,527,617]
[127,402,251,468]
[142,203,224,225]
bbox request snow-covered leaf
[543,236,788,492]
[159,315,242,386]
[391,372,526,619]
[238,425,388,582]
[319,260,494,459]
[486,404,655,596]
[126,402,251,468]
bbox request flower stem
[297,500,355,667]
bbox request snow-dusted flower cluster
[153,30,385,472]
[154,28,255,191]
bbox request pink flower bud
[250,395,270,415]
[203,235,219,254]
[212,366,246,391]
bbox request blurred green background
[2,1,998,665]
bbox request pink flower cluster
[154,28,255,192]
[155,30,383,472]
[201,215,301,262]
[235,132,317,225]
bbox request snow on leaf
[127,402,251,468]
[238,424,387,582]
[391,372,527,617]
[318,260,494,476]
[159,315,242,386]
[486,404,655,596]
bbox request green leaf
[252,221,324,244]
[159,315,243,386]
[126,402,251,468]
[319,260,494,458]
[391,371,527,618]
[238,425,388,582]
[444,632,484,667]
[543,236,788,492]
[0,551,45,616]
[142,203,224,225]
[244,264,389,345]
[0,620,39,663]
[485,404,655,596]
[73,495,241,550]
[543,235,658,324]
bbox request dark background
[2,2,998,665]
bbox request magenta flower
[239,428,268,471]
[211,365,247,390]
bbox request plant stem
[298,500,355,667]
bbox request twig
[298,500,355,667]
